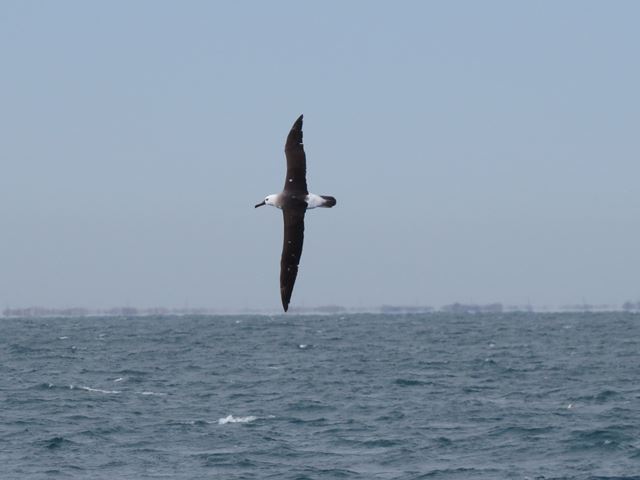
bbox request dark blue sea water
[1,313,640,479]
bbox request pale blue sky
[1,1,639,310]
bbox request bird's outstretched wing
[280,207,306,312]
[284,114,308,194]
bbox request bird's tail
[320,196,337,208]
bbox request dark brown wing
[284,114,308,194]
[280,207,306,312]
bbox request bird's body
[255,115,336,312]
[264,192,336,210]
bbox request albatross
[255,115,336,312]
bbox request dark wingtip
[283,302,289,312]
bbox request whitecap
[58,336,69,340]
[217,415,257,425]
[78,386,120,394]
[138,391,167,396]
[113,377,125,383]
[174,420,200,426]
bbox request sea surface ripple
[1,312,640,479]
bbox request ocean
[1,312,639,479]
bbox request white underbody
[265,193,328,209]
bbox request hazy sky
[1,1,639,310]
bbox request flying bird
[255,115,336,312]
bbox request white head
[254,194,278,208]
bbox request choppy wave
[72,385,121,394]
[2,313,640,478]
[217,415,257,425]
[39,436,79,450]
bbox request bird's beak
[254,201,265,208]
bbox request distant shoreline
[2,302,640,318]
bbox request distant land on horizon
[3,301,640,318]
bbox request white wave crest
[138,391,167,396]
[78,385,120,394]
[217,415,257,425]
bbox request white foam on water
[58,336,69,340]
[138,391,167,396]
[113,377,125,383]
[78,385,120,394]
[174,420,200,425]
[217,415,257,425]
